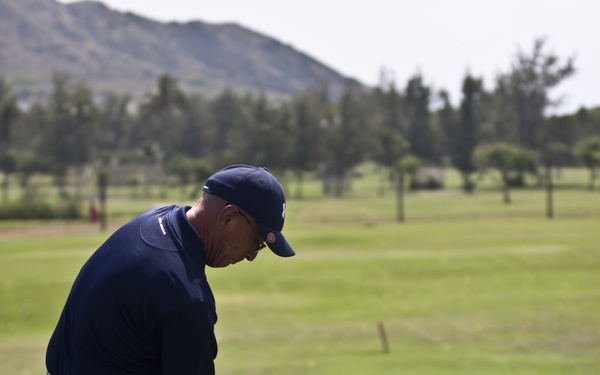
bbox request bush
[56,199,83,219]
[0,199,83,220]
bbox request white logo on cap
[282,203,286,219]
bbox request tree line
[1,38,599,211]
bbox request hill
[0,0,365,101]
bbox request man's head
[192,165,295,267]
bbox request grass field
[1,167,599,374]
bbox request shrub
[0,199,83,220]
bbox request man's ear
[216,204,238,228]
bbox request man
[46,165,295,375]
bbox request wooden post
[396,166,405,222]
[545,165,554,219]
[377,321,390,354]
[97,171,109,231]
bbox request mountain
[0,0,365,101]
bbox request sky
[56,0,600,114]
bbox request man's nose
[245,250,258,262]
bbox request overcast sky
[57,0,600,114]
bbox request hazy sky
[57,0,600,114]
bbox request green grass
[208,218,600,375]
[1,167,599,374]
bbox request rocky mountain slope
[0,0,364,100]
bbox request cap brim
[257,222,295,257]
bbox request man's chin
[207,258,235,268]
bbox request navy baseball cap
[202,165,295,257]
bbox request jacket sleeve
[160,302,218,375]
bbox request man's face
[207,206,265,268]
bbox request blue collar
[166,206,207,267]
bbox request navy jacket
[46,205,217,374]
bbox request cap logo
[282,203,286,219]
[267,232,276,243]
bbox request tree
[392,153,418,222]
[138,141,164,198]
[544,113,580,153]
[452,74,484,192]
[11,103,51,198]
[267,102,295,173]
[96,93,132,161]
[512,144,539,187]
[37,73,97,192]
[375,74,404,137]
[574,136,600,190]
[210,87,248,167]
[404,74,436,163]
[0,151,16,204]
[436,90,456,163]
[289,87,327,198]
[137,74,188,159]
[541,142,570,218]
[0,77,20,204]
[373,128,408,188]
[495,38,575,150]
[234,90,294,173]
[474,143,537,204]
[578,106,600,138]
[165,155,213,200]
[322,87,368,197]
[137,75,216,167]
[373,76,406,195]
[0,78,19,151]
[180,94,215,159]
